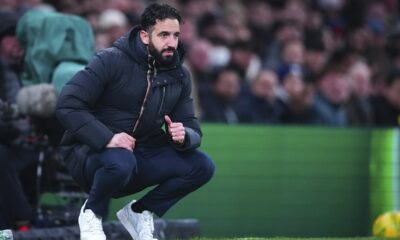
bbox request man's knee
[191,151,215,183]
[101,148,136,182]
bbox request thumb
[164,115,173,127]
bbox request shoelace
[139,213,154,239]
[87,215,103,233]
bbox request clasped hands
[106,115,185,151]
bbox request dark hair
[211,67,240,84]
[0,11,18,40]
[317,47,353,81]
[140,3,182,31]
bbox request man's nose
[167,36,178,47]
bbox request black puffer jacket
[56,26,201,190]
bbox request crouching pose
[55,3,215,240]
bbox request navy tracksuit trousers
[84,145,215,218]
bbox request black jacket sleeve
[55,51,114,151]
[169,67,202,151]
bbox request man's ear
[140,30,149,45]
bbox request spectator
[263,20,302,70]
[179,17,197,48]
[246,0,275,58]
[277,64,316,124]
[181,0,218,20]
[276,38,305,81]
[228,40,262,82]
[200,68,242,123]
[184,39,214,117]
[304,28,328,79]
[0,10,22,103]
[312,49,353,126]
[346,60,374,127]
[370,68,400,127]
[281,0,307,29]
[222,1,251,42]
[239,69,283,123]
[97,9,130,49]
[197,13,235,46]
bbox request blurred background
[2,0,400,126]
[1,0,400,239]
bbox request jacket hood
[16,9,95,88]
[113,25,186,68]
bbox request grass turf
[194,238,383,240]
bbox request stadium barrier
[40,125,399,238]
[13,219,199,239]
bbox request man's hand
[165,115,185,144]
[106,132,136,151]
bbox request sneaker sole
[81,234,106,240]
[116,207,139,239]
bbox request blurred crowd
[1,0,400,232]
[1,0,400,128]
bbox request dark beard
[148,42,177,67]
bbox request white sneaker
[78,201,106,240]
[116,200,157,240]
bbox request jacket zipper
[132,60,157,134]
